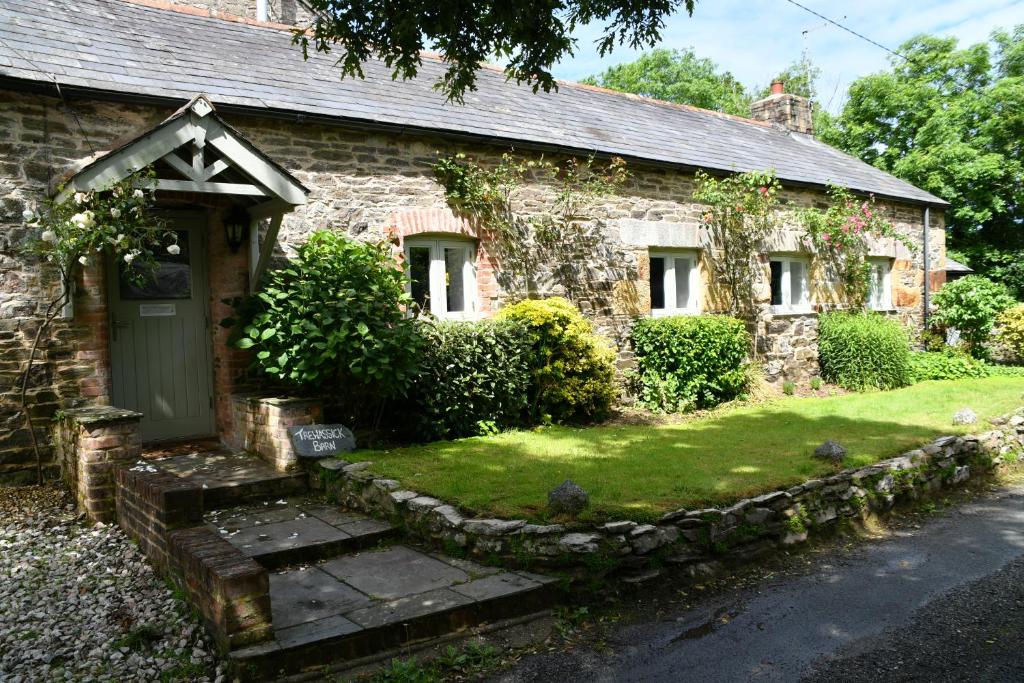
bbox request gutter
[923,206,931,331]
[0,75,950,209]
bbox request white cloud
[554,0,1023,112]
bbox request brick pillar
[54,406,142,522]
[229,395,323,471]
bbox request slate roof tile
[0,0,945,205]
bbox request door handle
[111,317,130,342]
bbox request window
[404,238,476,318]
[769,256,810,312]
[868,258,892,310]
[649,251,700,315]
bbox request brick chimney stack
[750,80,813,135]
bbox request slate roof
[0,0,946,206]
[945,258,974,274]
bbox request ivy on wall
[433,152,629,302]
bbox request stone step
[228,544,557,679]
[155,450,307,509]
[205,499,396,570]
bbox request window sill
[650,308,701,317]
[769,307,816,318]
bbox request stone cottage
[0,0,948,483]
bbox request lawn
[365,378,1024,522]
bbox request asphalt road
[493,485,1024,682]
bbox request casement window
[649,250,700,315]
[867,258,893,310]
[404,238,476,319]
[769,256,811,313]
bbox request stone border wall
[54,407,143,522]
[312,410,1024,577]
[226,395,323,472]
[115,463,272,651]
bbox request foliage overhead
[818,26,1024,291]
[932,275,1016,358]
[295,0,697,103]
[234,231,422,399]
[581,48,753,116]
[817,311,913,391]
[410,319,533,439]
[629,314,751,413]
[798,185,911,307]
[496,297,617,424]
[692,169,781,316]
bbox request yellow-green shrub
[996,304,1024,362]
[497,297,617,423]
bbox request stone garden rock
[953,408,978,425]
[814,440,847,464]
[547,480,589,516]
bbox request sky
[553,0,1024,112]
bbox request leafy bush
[410,320,533,439]
[235,231,421,398]
[996,304,1024,362]
[817,312,913,391]
[629,315,750,412]
[909,350,990,382]
[987,364,1024,377]
[497,297,618,423]
[932,275,1015,358]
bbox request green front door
[108,214,215,442]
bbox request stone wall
[0,87,944,482]
[54,406,142,522]
[312,409,1024,578]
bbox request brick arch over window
[390,208,499,314]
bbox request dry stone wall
[0,88,942,481]
[311,409,1024,579]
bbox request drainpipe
[923,206,931,332]
[256,0,268,22]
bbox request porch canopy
[58,94,309,290]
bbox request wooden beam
[155,179,268,196]
[162,152,200,181]
[202,159,230,181]
[246,199,292,219]
[250,213,284,293]
[203,118,307,205]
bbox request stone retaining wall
[54,407,142,522]
[114,463,272,651]
[226,395,323,472]
[312,409,1024,577]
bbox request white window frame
[649,250,701,316]
[868,258,893,310]
[403,237,477,320]
[769,256,812,313]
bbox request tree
[818,27,1024,296]
[581,48,753,115]
[296,0,697,103]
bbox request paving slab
[344,587,473,629]
[450,572,544,601]
[270,567,372,629]
[274,614,363,649]
[320,545,469,600]
[225,517,351,557]
[155,450,307,508]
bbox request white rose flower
[109,207,121,219]
[70,211,95,229]
[167,243,181,256]
[132,189,145,199]
[40,229,57,243]
[22,209,35,222]
[73,192,86,205]
[123,252,136,264]
[78,255,88,266]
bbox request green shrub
[996,304,1024,362]
[629,315,750,412]
[932,275,1015,358]
[782,381,796,396]
[909,350,990,382]
[987,364,1024,377]
[410,320,533,439]
[497,297,617,423]
[817,312,913,391]
[234,231,421,398]
[810,377,823,391]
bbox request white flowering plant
[19,168,177,482]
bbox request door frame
[105,209,216,443]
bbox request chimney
[750,80,813,135]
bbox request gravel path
[0,484,224,682]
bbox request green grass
[366,378,1024,522]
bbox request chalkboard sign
[288,424,356,459]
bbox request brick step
[155,450,308,509]
[205,499,397,570]
[227,544,557,680]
